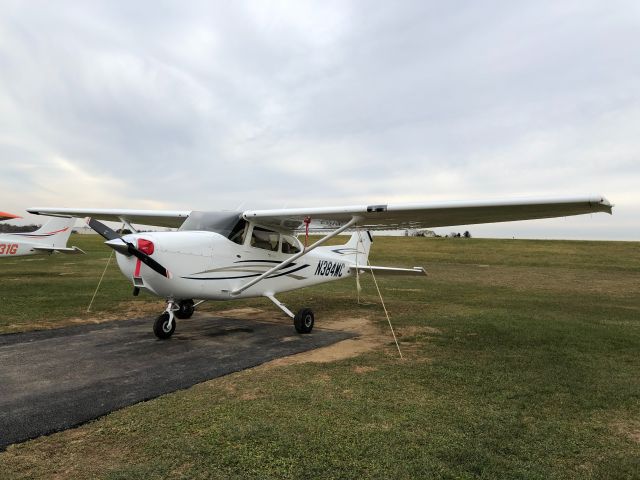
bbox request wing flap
[27,208,191,229]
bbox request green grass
[1,235,639,479]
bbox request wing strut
[231,216,359,296]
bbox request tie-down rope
[87,249,114,313]
[87,221,124,312]
[356,230,403,359]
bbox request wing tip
[596,195,613,214]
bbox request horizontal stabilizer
[32,246,85,255]
[350,265,426,276]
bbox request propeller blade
[86,217,121,241]
[86,217,171,278]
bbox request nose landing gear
[153,301,179,339]
[153,299,200,338]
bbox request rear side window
[281,235,301,254]
[250,227,280,252]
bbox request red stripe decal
[13,227,70,238]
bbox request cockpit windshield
[179,211,302,251]
[179,211,246,242]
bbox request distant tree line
[446,231,472,238]
[0,224,40,233]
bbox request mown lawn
[1,234,639,479]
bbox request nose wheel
[153,301,178,339]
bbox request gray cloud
[0,0,637,239]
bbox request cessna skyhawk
[28,195,612,339]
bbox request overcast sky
[0,1,637,239]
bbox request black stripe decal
[234,259,282,264]
[331,248,359,255]
[182,272,261,281]
[264,264,309,279]
[181,264,309,281]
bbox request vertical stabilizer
[341,230,373,266]
[12,216,75,247]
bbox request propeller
[85,217,171,278]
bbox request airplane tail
[342,231,427,278]
[15,216,75,247]
[340,230,373,266]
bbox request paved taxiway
[0,316,353,450]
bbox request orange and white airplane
[0,215,83,257]
[0,211,21,222]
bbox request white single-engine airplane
[0,216,83,258]
[28,195,612,339]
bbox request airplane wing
[243,195,612,231]
[26,208,191,229]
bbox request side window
[250,227,280,252]
[281,235,301,254]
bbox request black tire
[175,299,195,319]
[294,308,314,334]
[153,312,176,339]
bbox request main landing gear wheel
[154,312,176,339]
[294,308,314,334]
[175,299,195,319]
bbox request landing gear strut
[265,294,315,334]
[153,299,203,338]
[153,301,178,339]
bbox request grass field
[1,234,639,479]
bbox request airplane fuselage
[115,231,355,301]
[0,237,51,257]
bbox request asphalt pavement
[0,315,353,450]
